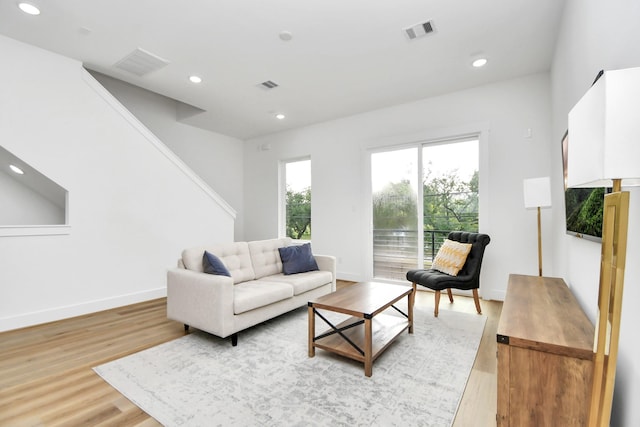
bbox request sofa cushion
[248,238,292,279]
[260,270,333,296]
[203,251,231,277]
[182,242,255,284]
[278,243,319,275]
[233,280,294,314]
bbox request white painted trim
[80,68,236,219]
[0,287,167,332]
[363,122,491,150]
[0,224,71,237]
[336,272,365,282]
[278,159,286,238]
[484,290,506,302]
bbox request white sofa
[167,238,336,345]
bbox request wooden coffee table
[307,281,415,377]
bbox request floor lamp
[568,66,640,427]
[523,176,551,276]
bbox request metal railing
[372,229,451,281]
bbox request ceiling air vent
[404,20,435,40]
[114,48,170,77]
[259,80,279,89]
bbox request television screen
[561,131,606,241]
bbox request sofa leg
[184,324,189,332]
[446,288,454,303]
[434,290,440,317]
[231,333,238,347]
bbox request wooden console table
[497,274,594,426]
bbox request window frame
[365,128,487,282]
[278,156,312,241]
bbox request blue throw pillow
[202,251,231,277]
[278,243,319,275]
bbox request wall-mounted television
[561,130,608,242]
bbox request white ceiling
[0,0,566,139]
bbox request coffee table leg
[308,305,315,357]
[409,283,416,334]
[364,317,373,377]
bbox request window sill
[0,225,71,237]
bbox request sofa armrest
[314,254,337,292]
[167,268,235,337]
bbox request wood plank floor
[0,281,501,426]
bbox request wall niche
[0,145,67,227]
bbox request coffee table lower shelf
[310,314,409,372]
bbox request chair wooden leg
[434,290,441,317]
[472,289,482,314]
[447,288,454,303]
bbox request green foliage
[565,187,604,237]
[286,187,311,240]
[423,170,478,232]
[373,180,417,230]
[371,170,479,233]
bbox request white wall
[90,73,245,240]
[244,72,553,301]
[551,1,640,425]
[0,35,235,331]
[0,171,64,225]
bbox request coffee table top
[308,281,412,318]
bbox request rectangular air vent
[115,48,170,77]
[259,80,279,89]
[404,20,435,40]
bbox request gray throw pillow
[278,243,319,275]
[203,251,231,277]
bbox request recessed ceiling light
[189,75,202,84]
[10,164,24,175]
[275,113,286,120]
[18,2,40,15]
[472,58,488,68]
[279,31,293,42]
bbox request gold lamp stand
[536,206,543,277]
[523,176,551,277]
[588,179,629,427]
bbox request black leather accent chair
[406,231,490,317]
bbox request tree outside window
[284,159,311,240]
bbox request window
[371,148,419,279]
[422,139,479,267]
[0,145,69,235]
[281,158,311,240]
[371,138,479,280]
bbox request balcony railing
[373,229,451,281]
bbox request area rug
[94,306,486,427]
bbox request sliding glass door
[371,138,479,281]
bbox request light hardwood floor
[0,281,502,426]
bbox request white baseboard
[0,287,167,333]
[483,289,506,302]
[336,272,365,282]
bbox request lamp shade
[523,177,552,209]
[567,67,640,188]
